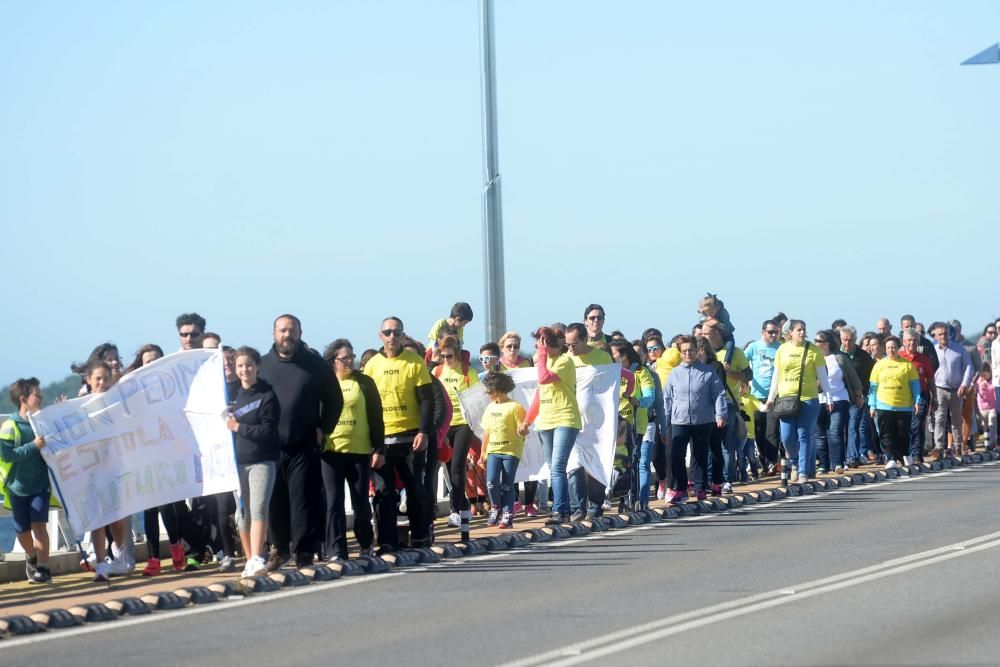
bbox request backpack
[0,419,62,511]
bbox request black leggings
[211,492,237,557]
[321,451,373,559]
[876,410,911,462]
[447,424,476,513]
[519,481,538,505]
[144,501,187,559]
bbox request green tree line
[0,375,81,415]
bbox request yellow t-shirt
[428,318,464,346]
[741,394,758,440]
[536,352,583,430]
[571,346,613,368]
[480,400,527,458]
[870,358,919,408]
[325,376,371,454]
[363,349,432,435]
[773,342,825,401]
[655,348,682,389]
[436,362,479,426]
[716,346,750,401]
[618,370,640,424]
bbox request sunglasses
[179,331,202,338]
[335,354,356,364]
[440,353,455,360]
[503,344,520,350]
[587,316,605,322]
[646,345,662,352]
[480,355,495,363]
[381,329,403,337]
[765,329,780,335]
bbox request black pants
[706,424,725,486]
[422,438,440,522]
[754,409,781,468]
[652,428,670,486]
[519,481,538,505]
[144,501,187,558]
[447,424,476,513]
[876,410,911,462]
[211,492,237,557]
[372,441,430,548]
[321,451,373,559]
[671,423,713,494]
[269,449,323,558]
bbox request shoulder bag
[772,343,809,419]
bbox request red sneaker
[142,557,161,577]
[169,543,185,571]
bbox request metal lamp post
[479,0,506,343]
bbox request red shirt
[900,350,933,397]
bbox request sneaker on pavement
[722,482,733,494]
[569,509,586,522]
[246,555,267,577]
[789,470,799,483]
[710,484,722,497]
[184,556,201,572]
[169,543,186,571]
[524,503,539,518]
[25,559,43,584]
[93,561,111,582]
[142,557,162,577]
[834,465,844,474]
[108,555,130,576]
[513,500,522,515]
[265,551,290,572]
[36,565,52,583]
[885,459,897,470]
[656,481,666,500]
[667,489,688,504]
[695,490,707,501]
[447,512,462,528]
[486,508,499,526]
[903,455,913,466]
[545,513,568,525]
[499,512,513,529]
[218,556,236,573]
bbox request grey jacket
[663,361,728,427]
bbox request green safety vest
[0,418,61,511]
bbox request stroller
[608,415,642,513]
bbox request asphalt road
[6,463,1000,667]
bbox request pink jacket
[976,377,996,411]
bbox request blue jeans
[909,400,929,460]
[815,400,850,470]
[719,415,741,484]
[847,401,872,463]
[638,438,654,507]
[538,426,579,516]
[779,398,821,477]
[737,438,758,482]
[568,468,605,515]
[486,454,520,514]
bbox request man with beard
[259,314,343,569]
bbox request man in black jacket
[259,314,343,569]
[839,325,876,467]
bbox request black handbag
[772,342,809,418]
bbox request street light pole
[479,0,506,344]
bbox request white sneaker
[789,469,799,483]
[903,456,913,466]
[656,481,666,500]
[247,555,267,577]
[885,459,898,470]
[722,482,733,494]
[94,561,111,582]
[834,466,844,474]
[398,489,407,514]
[447,512,462,528]
[107,556,129,576]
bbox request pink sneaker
[523,503,539,518]
[666,489,688,504]
[513,500,523,515]
[696,490,707,501]
[710,484,722,497]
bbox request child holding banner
[480,372,528,529]
[1,378,52,583]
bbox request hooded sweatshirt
[232,379,281,464]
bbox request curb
[2,451,996,639]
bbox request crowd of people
[1,299,996,586]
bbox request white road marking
[3,461,995,649]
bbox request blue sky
[2,1,998,384]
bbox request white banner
[458,364,621,486]
[30,349,239,536]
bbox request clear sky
[2,1,998,384]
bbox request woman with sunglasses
[521,326,581,524]
[498,331,532,370]
[763,320,832,483]
[434,335,481,534]
[320,339,382,561]
[812,330,864,474]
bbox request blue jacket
[663,361,728,427]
